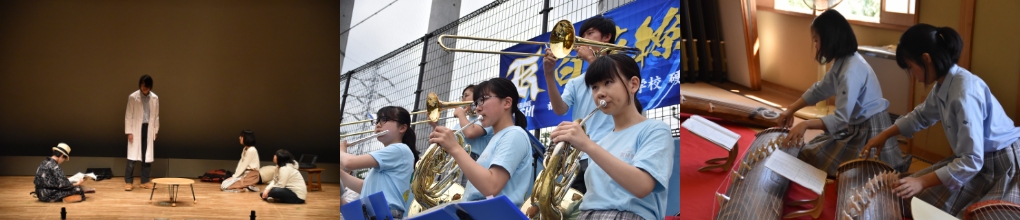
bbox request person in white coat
[125,75,159,191]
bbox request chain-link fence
[340,0,681,174]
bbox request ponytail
[512,107,528,129]
[935,27,963,63]
[401,125,419,163]
[895,24,964,80]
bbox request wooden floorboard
[0,176,340,219]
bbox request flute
[340,130,389,174]
[346,130,389,145]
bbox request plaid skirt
[577,210,643,220]
[799,111,911,177]
[908,140,1020,217]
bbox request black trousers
[126,123,152,184]
[261,187,305,204]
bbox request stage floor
[0,176,341,219]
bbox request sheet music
[911,197,958,220]
[68,172,97,184]
[342,187,359,203]
[681,115,740,151]
[764,151,826,194]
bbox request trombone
[338,110,431,127]
[338,92,475,138]
[338,92,473,127]
[437,20,640,58]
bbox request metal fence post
[536,0,553,139]
[411,33,433,123]
[339,71,354,123]
[541,0,552,32]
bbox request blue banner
[500,0,681,130]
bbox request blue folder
[408,195,526,220]
[341,192,394,220]
[666,138,680,216]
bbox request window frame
[757,0,917,31]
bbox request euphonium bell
[424,92,475,123]
[408,116,483,216]
[523,100,606,220]
[546,20,639,59]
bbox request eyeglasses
[375,116,394,125]
[474,95,498,107]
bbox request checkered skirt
[577,210,644,220]
[908,140,1020,217]
[798,111,911,177]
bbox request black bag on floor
[199,169,233,182]
[85,168,113,181]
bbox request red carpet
[679,114,838,220]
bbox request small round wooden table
[148,178,196,207]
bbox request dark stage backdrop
[0,0,345,162]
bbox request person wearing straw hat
[32,143,87,202]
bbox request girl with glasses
[339,106,420,219]
[429,77,534,207]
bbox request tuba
[522,100,606,219]
[407,115,482,215]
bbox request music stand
[698,143,739,172]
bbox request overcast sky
[340,0,493,73]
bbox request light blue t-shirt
[562,75,615,160]
[450,115,494,156]
[361,143,415,212]
[580,119,675,220]
[462,126,535,207]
